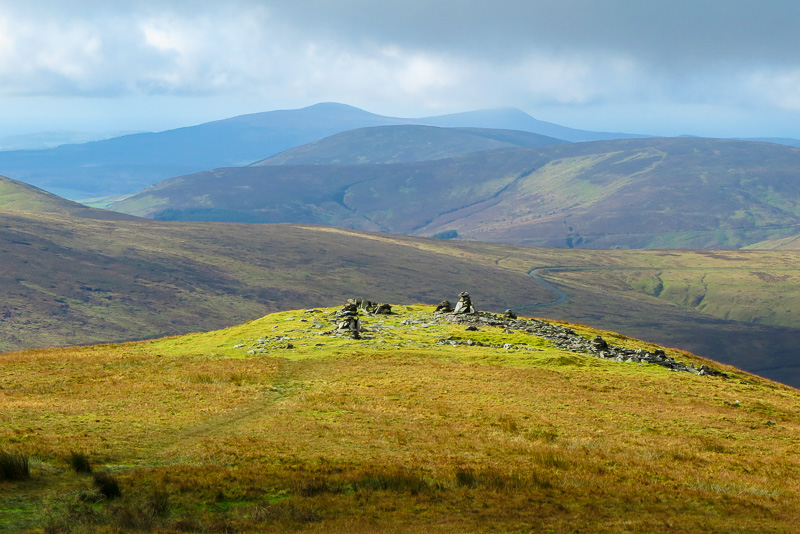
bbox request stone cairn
[330,298,393,339]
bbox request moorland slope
[1,306,798,532]
[113,137,800,250]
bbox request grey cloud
[268,0,800,66]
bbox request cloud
[0,0,799,136]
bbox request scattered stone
[465,325,479,331]
[373,303,393,315]
[698,365,729,378]
[504,309,517,319]
[766,420,777,426]
[233,344,245,348]
[441,310,724,376]
[286,343,294,349]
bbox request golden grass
[2,306,799,532]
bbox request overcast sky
[1,0,799,138]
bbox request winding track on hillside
[513,267,570,312]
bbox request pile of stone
[325,298,394,339]
[439,305,727,377]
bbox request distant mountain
[0,103,647,199]
[254,125,566,166]
[738,137,800,148]
[418,108,649,142]
[745,234,800,249]
[0,103,407,198]
[112,137,800,249]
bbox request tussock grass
[68,451,92,474]
[93,472,121,500]
[0,451,29,481]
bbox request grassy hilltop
[2,305,799,533]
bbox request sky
[1,0,799,138]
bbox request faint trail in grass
[143,359,300,463]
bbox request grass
[2,304,800,532]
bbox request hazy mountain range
[0,103,647,199]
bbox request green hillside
[0,175,134,221]
[1,306,798,532]
[111,137,800,250]
[746,234,800,250]
[254,125,565,166]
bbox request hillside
[745,234,800,250]
[0,103,638,200]
[254,125,566,166]
[0,210,548,353]
[2,306,798,532]
[113,137,800,250]
[0,175,136,221]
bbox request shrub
[93,472,122,500]
[353,469,429,495]
[0,451,29,481]
[454,467,477,488]
[69,451,92,474]
[296,476,344,497]
[432,230,458,240]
